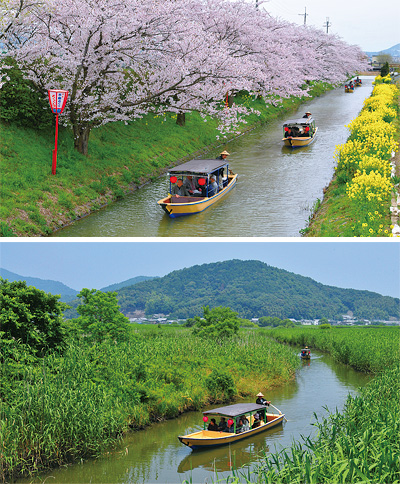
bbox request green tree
[192,306,240,343]
[380,61,390,77]
[74,288,130,343]
[0,278,67,355]
[0,57,53,128]
[318,317,329,325]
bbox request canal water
[17,351,371,484]
[53,77,374,237]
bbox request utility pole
[299,7,308,26]
[323,17,331,33]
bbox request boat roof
[169,159,228,175]
[283,117,314,126]
[203,403,267,417]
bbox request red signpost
[48,89,69,175]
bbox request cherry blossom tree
[2,0,368,155]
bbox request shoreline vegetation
[1,82,334,237]
[1,325,300,483]
[304,74,400,237]
[2,322,399,483]
[218,326,400,484]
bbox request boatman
[216,150,230,160]
[256,392,271,406]
[302,111,312,118]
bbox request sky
[0,240,399,298]
[258,0,400,52]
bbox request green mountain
[115,260,400,320]
[0,268,78,302]
[101,276,156,292]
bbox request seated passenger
[241,416,250,432]
[218,417,227,431]
[236,418,244,433]
[226,421,235,433]
[285,127,295,138]
[208,176,218,197]
[183,175,202,197]
[171,179,189,197]
[207,418,219,431]
[252,414,261,429]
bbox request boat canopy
[203,403,267,417]
[169,159,228,176]
[283,117,314,127]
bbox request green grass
[1,83,333,236]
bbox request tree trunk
[227,95,234,108]
[73,126,91,155]
[176,112,186,126]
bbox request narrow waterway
[17,351,371,484]
[53,77,373,237]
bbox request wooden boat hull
[158,174,237,218]
[301,354,311,360]
[282,127,318,148]
[345,88,354,93]
[178,413,285,449]
[355,81,362,87]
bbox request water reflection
[53,78,373,237]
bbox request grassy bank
[304,75,400,237]
[0,83,333,236]
[218,326,400,484]
[0,326,300,482]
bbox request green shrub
[205,369,236,402]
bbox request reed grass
[215,326,400,484]
[264,326,400,373]
[0,327,299,481]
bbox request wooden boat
[282,116,318,148]
[178,403,285,449]
[157,158,237,218]
[300,347,311,359]
[345,84,354,93]
[355,80,362,87]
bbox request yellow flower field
[334,75,399,237]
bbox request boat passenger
[241,416,250,432]
[285,127,295,138]
[252,414,261,429]
[183,175,202,197]
[208,176,218,196]
[226,421,235,433]
[256,392,270,406]
[207,418,219,431]
[236,418,244,433]
[216,150,230,160]
[171,179,189,197]
[218,417,227,431]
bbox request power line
[323,17,332,33]
[299,7,308,26]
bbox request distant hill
[365,43,400,59]
[0,268,78,302]
[101,276,156,292]
[115,260,400,321]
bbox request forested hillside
[0,268,78,302]
[115,260,399,320]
